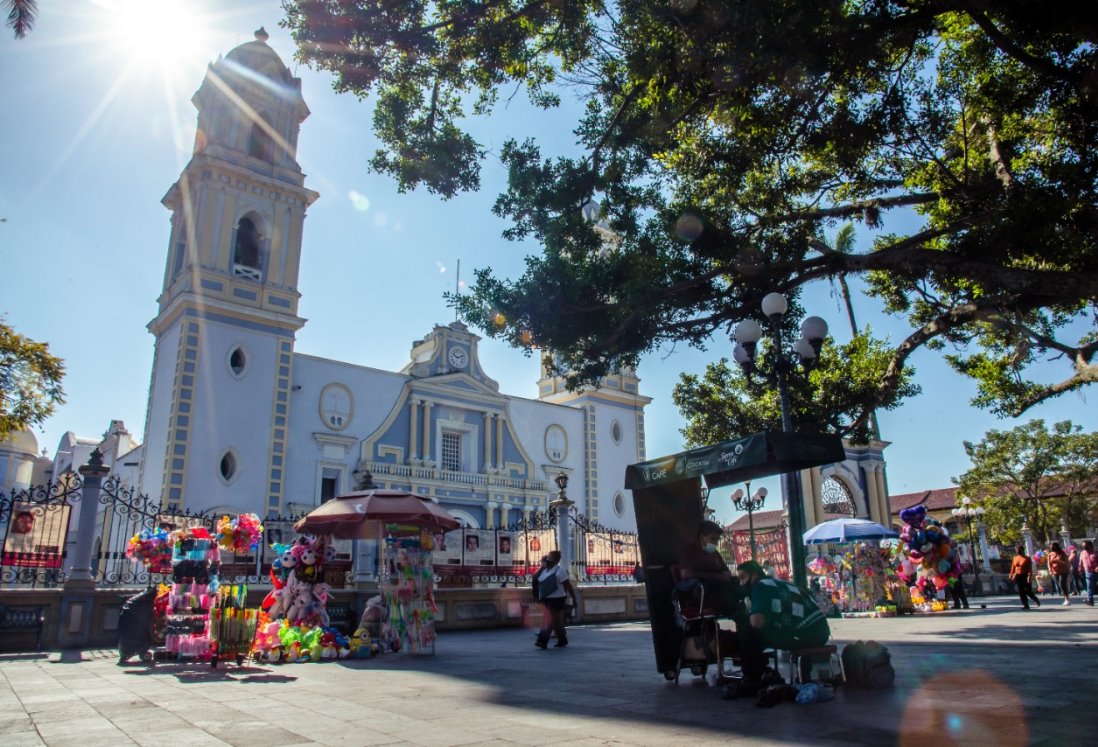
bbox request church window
[319,383,352,431]
[321,468,340,503]
[247,121,274,162]
[228,346,248,377]
[611,420,623,444]
[219,450,238,482]
[822,476,856,517]
[441,432,462,472]
[613,492,626,517]
[232,215,263,280]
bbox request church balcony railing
[364,461,545,493]
[232,263,262,282]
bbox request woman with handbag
[535,550,578,649]
[1047,543,1073,606]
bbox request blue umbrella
[803,518,898,545]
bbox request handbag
[537,569,560,600]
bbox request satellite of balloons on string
[895,504,962,598]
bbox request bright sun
[101,0,209,69]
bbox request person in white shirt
[535,550,578,649]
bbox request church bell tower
[140,29,318,513]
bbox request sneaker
[1035,598,1041,607]
[535,639,548,649]
[1062,600,1071,606]
[1085,600,1094,606]
[553,639,568,648]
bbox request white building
[125,30,650,532]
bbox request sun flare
[99,0,209,70]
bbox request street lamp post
[951,497,986,596]
[733,292,828,590]
[731,482,768,560]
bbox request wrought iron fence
[2,478,639,589]
[0,477,82,587]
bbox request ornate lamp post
[733,292,828,590]
[951,497,986,596]
[552,472,574,576]
[731,482,768,560]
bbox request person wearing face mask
[679,520,744,619]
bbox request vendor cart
[208,585,258,668]
[886,580,915,615]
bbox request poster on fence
[731,527,790,580]
[585,534,640,577]
[432,528,463,565]
[517,529,555,574]
[462,529,496,566]
[1,502,70,569]
[495,531,516,568]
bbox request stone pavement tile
[188,718,315,747]
[34,719,138,747]
[286,723,409,746]
[128,730,234,747]
[0,715,34,734]
[26,702,102,722]
[3,730,47,747]
[380,719,498,747]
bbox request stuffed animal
[349,626,373,658]
[295,546,318,582]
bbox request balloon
[938,559,951,573]
[939,543,951,558]
[933,575,948,589]
[900,505,928,527]
[910,550,924,562]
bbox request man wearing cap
[726,560,830,697]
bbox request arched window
[218,450,238,483]
[228,346,248,378]
[232,215,263,280]
[821,476,856,517]
[247,121,274,162]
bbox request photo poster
[432,528,463,566]
[495,531,517,570]
[1,501,70,569]
[462,528,495,566]
[517,529,555,575]
[732,527,790,580]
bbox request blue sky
[1,1,1093,526]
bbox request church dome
[223,27,295,85]
[0,428,39,457]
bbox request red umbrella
[293,489,461,539]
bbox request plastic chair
[787,644,845,686]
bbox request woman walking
[1008,546,1040,610]
[1047,543,1073,606]
[535,550,578,649]
[1080,541,1097,607]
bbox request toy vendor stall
[293,486,460,655]
[624,430,845,679]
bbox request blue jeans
[1086,571,1097,604]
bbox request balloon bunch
[215,513,265,554]
[895,505,961,602]
[125,528,174,572]
[808,554,838,575]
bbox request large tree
[284,1,1098,415]
[956,420,1098,546]
[0,319,65,441]
[673,331,919,446]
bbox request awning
[624,430,845,491]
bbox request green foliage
[673,330,918,446]
[284,1,1098,417]
[0,319,65,441]
[956,420,1098,545]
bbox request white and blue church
[130,30,651,533]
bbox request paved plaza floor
[0,594,1093,746]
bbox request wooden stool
[788,644,844,686]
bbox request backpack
[842,640,895,688]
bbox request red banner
[731,527,790,580]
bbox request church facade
[133,31,651,533]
